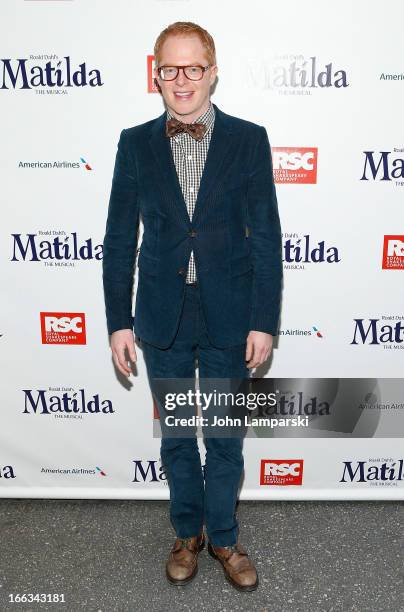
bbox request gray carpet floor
[0,499,403,612]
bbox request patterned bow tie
[166,117,207,141]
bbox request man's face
[154,34,217,123]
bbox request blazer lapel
[148,102,234,226]
[149,110,188,225]
[192,103,234,224]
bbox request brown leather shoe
[208,541,259,592]
[165,534,205,585]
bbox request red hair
[154,21,216,66]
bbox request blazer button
[178,268,187,276]
[188,229,197,237]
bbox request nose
[175,68,187,86]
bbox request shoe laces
[179,537,195,549]
[220,544,248,557]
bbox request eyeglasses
[157,64,212,81]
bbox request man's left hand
[245,330,273,369]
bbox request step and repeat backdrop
[1,0,403,500]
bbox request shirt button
[188,155,192,160]
[189,187,194,193]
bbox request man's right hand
[110,329,137,378]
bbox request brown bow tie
[166,117,207,141]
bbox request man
[102,22,283,592]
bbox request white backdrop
[1,0,403,500]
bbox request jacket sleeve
[102,128,140,335]
[247,125,283,336]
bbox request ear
[154,77,162,93]
[153,66,161,92]
[209,64,218,85]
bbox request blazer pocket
[137,251,158,276]
[230,254,253,277]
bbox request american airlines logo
[18,157,93,171]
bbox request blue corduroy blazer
[102,102,283,348]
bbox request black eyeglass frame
[156,64,212,81]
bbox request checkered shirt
[166,100,215,283]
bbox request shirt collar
[166,100,215,137]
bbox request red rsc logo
[382,235,404,270]
[260,459,304,486]
[147,55,159,93]
[272,147,318,184]
[40,312,86,345]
